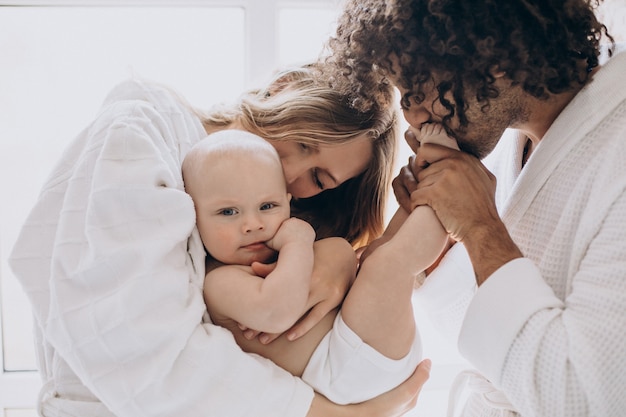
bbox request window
[0,1,468,416]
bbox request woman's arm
[8,95,315,417]
[283,237,358,342]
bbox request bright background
[1,0,623,416]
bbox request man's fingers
[415,142,456,168]
[404,128,420,153]
[393,163,419,211]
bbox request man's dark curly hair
[326,0,614,129]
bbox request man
[327,0,626,416]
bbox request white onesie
[301,311,422,404]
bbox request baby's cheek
[204,227,234,254]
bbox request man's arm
[461,191,626,416]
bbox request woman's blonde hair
[195,63,399,248]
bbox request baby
[182,128,454,404]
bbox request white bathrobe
[415,50,626,417]
[9,80,314,417]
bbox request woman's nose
[286,179,319,199]
[282,167,318,199]
[282,164,304,189]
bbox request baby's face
[192,153,291,265]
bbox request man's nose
[402,106,431,130]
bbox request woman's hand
[240,238,355,344]
[285,237,355,341]
[307,359,432,416]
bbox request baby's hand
[266,217,315,251]
[418,124,459,150]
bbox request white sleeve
[458,258,563,381]
[459,191,626,417]
[10,99,313,417]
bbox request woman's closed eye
[312,168,325,190]
[299,143,326,190]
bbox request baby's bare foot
[419,124,459,150]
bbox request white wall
[596,0,626,42]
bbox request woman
[9,63,429,417]
[200,63,396,248]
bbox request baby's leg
[341,124,458,359]
[301,310,420,404]
[340,205,447,359]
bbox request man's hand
[393,128,422,212]
[393,156,420,213]
[393,125,458,212]
[411,143,523,284]
[411,144,495,241]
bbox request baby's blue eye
[220,208,237,216]
[260,202,275,211]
